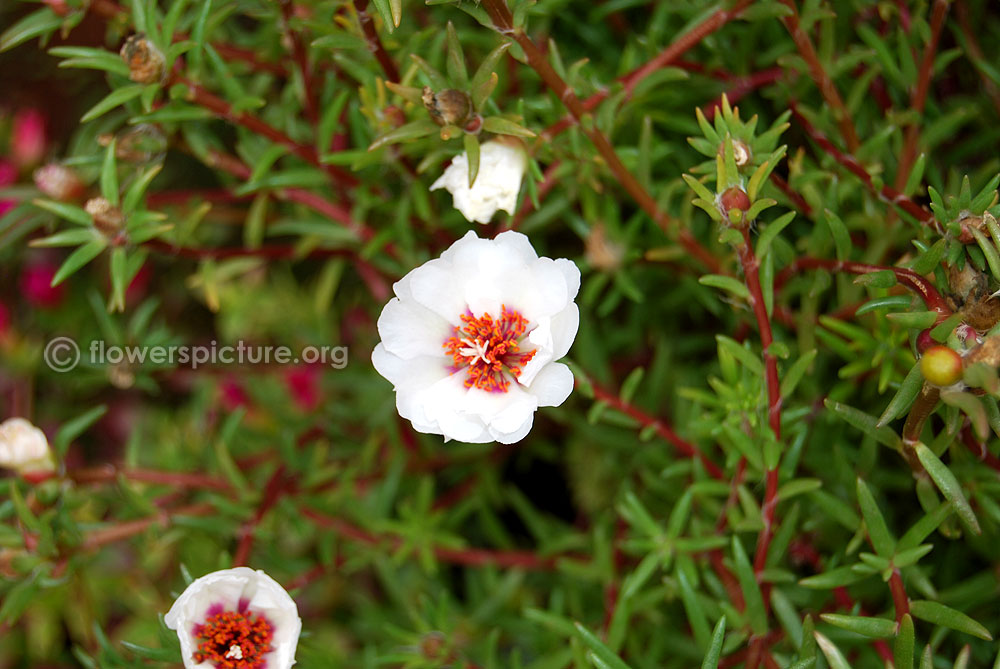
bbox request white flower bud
[0,418,54,474]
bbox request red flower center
[192,609,274,669]
[444,306,536,393]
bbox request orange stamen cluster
[444,305,536,393]
[192,609,274,668]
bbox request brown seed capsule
[120,34,165,84]
[422,87,472,127]
[920,344,963,387]
[585,223,625,272]
[85,197,126,236]
[33,164,84,201]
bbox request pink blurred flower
[21,261,65,309]
[11,109,46,167]
[219,378,251,411]
[0,160,16,216]
[284,366,321,412]
[0,301,10,336]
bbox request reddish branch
[278,0,319,125]
[300,506,582,570]
[736,230,783,581]
[775,257,952,322]
[354,0,400,82]
[234,465,292,566]
[541,0,754,142]
[175,76,359,189]
[790,103,934,225]
[889,569,910,622]
[778,0,860,152]
[480,0,719,273]
[81,503,215,551]
[68,465,232,491]
[588,379,724,479]
[895,0,950,193]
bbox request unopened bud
[85,197,125,236]
[120,34,165,84]
[34,164,84,201]
[915,328,935,354]
[719,186,751,225]
[920,344,963,387]
[423,87,472,127]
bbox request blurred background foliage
[1,0,1000,667]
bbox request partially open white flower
[372,230,580,444]
[165,567,301,669]
[0,417,54,474]
[430,140,527,224]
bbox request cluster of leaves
[2,0,1000,667]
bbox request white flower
[0,417,54,474]
[372,230,580,444]
[165,567,301,669]
[430,140,527,224]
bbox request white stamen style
[458,337,491,365]
[226,645,244,660]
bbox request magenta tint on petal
[237,597,250,612]
[0,200,14,216]
[0,301,9,335]
[205,602,226,617]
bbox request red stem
[354,0,400,82]
[278,0,319,126]
[775,257,952,321]
[300,506,584,570]
[479,0,719,273]
[889,569,910,622]
[778,0,860,152]
[789,103,935,225]
[736,231,783,583]
[176,76,359,189]
[588,379,724,479]
[895,0,949,192]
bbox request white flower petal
[430,141,527,224]
[550,304,580,360]
[376,297,452,360]
[408,261,467,325]
[526,362,574,407]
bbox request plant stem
[354,0,400,82]
[789,103,935,225]
[778,0,860,151]
[479,0,720,272]
[176,76,359,189]
[895,0,949,193]
[775,257,953,320]
[278,0,319,126]
[588,378,724,479]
